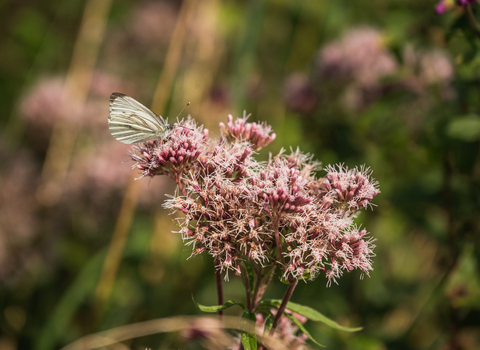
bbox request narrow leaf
[192,297,244,313]
[263,312,274,335]
[240,310,257,350]
[261,299,363,332]
[284,312,325,347]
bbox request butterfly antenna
[174,102,194,131]
[175,102,190,119]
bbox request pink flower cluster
[316,164,379,216]
[251,158,312,216]
[132,119,207,179]
[131,113,379,285]
[219,112,276,151]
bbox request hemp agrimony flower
[125,109,380,345]
[219,112,276,151]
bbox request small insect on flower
[108,92,189,144]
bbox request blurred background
[1,0,480,349]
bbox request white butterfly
[108,92,175,144]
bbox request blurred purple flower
[436,0,475,14]
[19,78,82,146]
[419,50,454,85]
[314,27,398,112]
[129,1,177,46]
[316,27,398,87]
[0,150,40,281]
[19,73,136,145]
[283,73,317,114]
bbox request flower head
[220,112,276,151]
[197,139,254,181]
[164,171,274,279]
[251,157,312,217]
[128,111,379,285]
[131,118,207,179]
[312,164,380,217]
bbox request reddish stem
[268,278,298,336]
[175,170,187,196]
[241,262,253,312]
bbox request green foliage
[241,310,258,350]
[2,0,480,349]
[193,298,244,313]
[262,300,362,333]
[446,115,480,141]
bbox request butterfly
[108,92,176,144]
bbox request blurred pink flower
[0,150,39,281]
[316,27,398,87]
[89,70,135,99]
[283,73,317,114]
[419,50,454,85]
[65,140,168,206]
[401,46,455,100]
[19,72,136,145]
[129,1,177,46]
[19,78,82,146]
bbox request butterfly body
[108,92,175,144]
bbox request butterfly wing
[108,92,167,144]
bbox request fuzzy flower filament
[129,113,379,286]
[219,112,276,151]
[313,164,379,217]
[131,120,207,191]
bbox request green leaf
[240,310,257,350]
[284,312,326,347]
[192,297,244,313]
[263,312,274,335]
[447,115,480,142]
[261,299,363,332]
